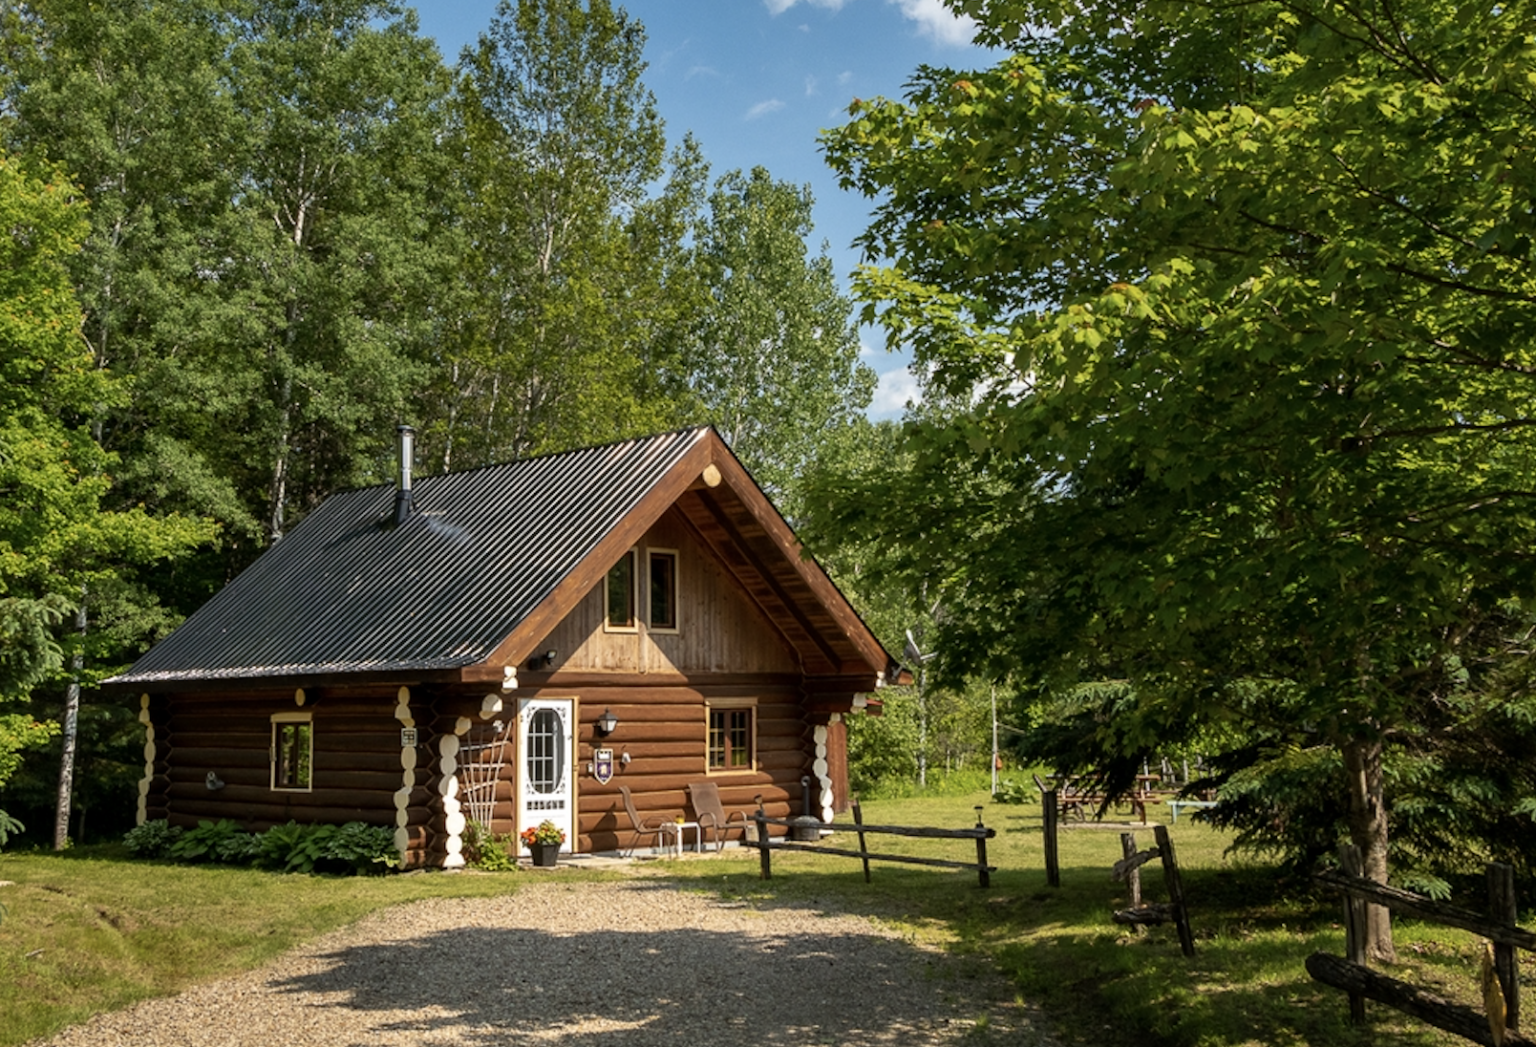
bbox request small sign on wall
[400,727,418,748]
[593,747,614,784]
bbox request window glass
[272,719,312,790]
[526,707,565,794]
[649,551,677,630]
[606,550,636,628]
[707,707,754,770]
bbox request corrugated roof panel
[112,428,709,685]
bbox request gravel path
[33,878,1054,1047]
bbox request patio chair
[688,780,749,851]
[617,784,678,857]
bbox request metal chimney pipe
[394,424,415,526]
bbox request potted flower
[519,820,565,868]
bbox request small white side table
[669,821,703,857]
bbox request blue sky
[410,0,993,419]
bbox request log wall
[153,684,437,866]
[435,679,816,855]
[143,674,866,866]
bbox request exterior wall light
[595,708,619,736]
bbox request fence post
[1120,832,1143,933]
[1340,842,1367,1024]
[974,806,990,888]
[1489,861,1519,1031]
[852,797,871,884]
[1153,824,1195,957]
[754,795,770,881]
[1043,788,1060,887]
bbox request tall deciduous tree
[428,0,703,469]
[689,167,874,510]
[817,0,1536,959]
[3,0,455,548]
[0,0,443,842]
[217,0,454,543]
[0,151,208,836]
[1,0,251,540]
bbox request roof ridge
[332,424,716,496]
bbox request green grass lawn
[0,845,548,1045]
[1,798,1522,1047]
[662,792,1520,1047]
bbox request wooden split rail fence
[1109,824,1196,956]
[1310,843,1533,1047]
[752,801,997,888]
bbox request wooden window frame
[270,712,313,792]
[604,548,639,632]
[706,698,756,774]
[647,547,680,634]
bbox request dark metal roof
[111,428,711,685]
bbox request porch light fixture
[595,708,619,736]
[525,649,557,671]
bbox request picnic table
[1034,773,1162,824]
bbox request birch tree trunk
[53,593,87,851]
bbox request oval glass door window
[526,707,565,794]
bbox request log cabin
[104,426,897,868]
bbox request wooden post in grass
[1340,842,1368,1024]
[1121,832,1143,934]
[1043,788,1060,887]
[754,795,771,881]
[852,798,871,884]
[1490,862,1520,1032]
[974,806,990,888]
[1153,824,1195,957]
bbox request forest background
[0,0,1000,848]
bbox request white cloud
[887,0,977,46]
[685,64,720,80]
[805,74,819,96]
[837,70,854,85]
[764,0,853,13]
[745,98,786,120]
[870,363,921,418]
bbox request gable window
[707,700,755,772]
[271,713,312,791]
[605,549,638,630]
[649,549,678,632]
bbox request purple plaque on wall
[593,747,614,784]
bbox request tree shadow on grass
[654,847,1448,1047]
[263,881,1040,1047]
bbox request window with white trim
[271,712,313,791]
[707,699,756,772]
[605,548,638,630]
[648,548,679,632]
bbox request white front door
[517,697,576,854]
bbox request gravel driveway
[32,878,1054,1047]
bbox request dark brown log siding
[434,681,821,854]
[156,689,422,845]
[145,675,867,866]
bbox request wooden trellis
[456,721,510,830]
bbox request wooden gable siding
[536,509,798,677]
[673,488,848,677]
